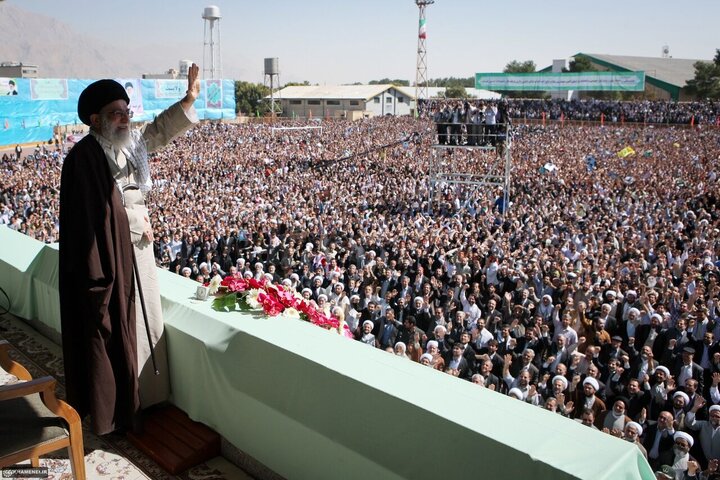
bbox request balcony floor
[0,312,260,480]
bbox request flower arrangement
[207,274,353,338]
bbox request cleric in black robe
[59,67,200,435]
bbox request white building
[272,84,416,119]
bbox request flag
[617,146,635,158]
[418,18,427,39]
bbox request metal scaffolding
[427,123,513,216]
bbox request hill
[0,3,200,78]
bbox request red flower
[275,288,300,309]
[221,276,248,293]
[247,277,266,290]
[258,291,284,317]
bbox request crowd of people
[421,97,720,126]
[2,97,720,477]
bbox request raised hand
[693,395,706,411]
[181,63,201,110]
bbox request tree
[685,49,720,99]
[427,76,474,88]
[501,60,543,98]
[283,81,311,87]
[369,78,410,86]
[503,60,536,73]
[564,56,596,73]
[234,81,271,116]
[444,85,467,98]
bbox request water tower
[202,6,222,79]
[264,58,280,117]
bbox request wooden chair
[0,340,86,479]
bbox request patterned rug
[0,313,257,480]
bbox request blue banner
[0,77,236,147]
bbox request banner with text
[475,72,645,91]
[0,78,236,147]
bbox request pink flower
[275,288,300,309]
[221,276,248,293]
[342,324,355,339]
[247,277,266,290]
[257,291,284,316]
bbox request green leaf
[211,297,224,311]
[222,293,238,309]
[237,296,252,311]
[212,293,238,312]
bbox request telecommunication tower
[202,6,223,79]
[414,0,434,109]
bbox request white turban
[508,388,524,399]
[426,340,439,350]
[625,421,643,436]
[362,320,374,329]
[420,353,433,363]
[583,377,599,391]
[674,431,694,447]
[673,391,690,405]
[552,375,568,389]
[654,366,670,377]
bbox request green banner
[475,71,645,91]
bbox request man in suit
[393,296,411,324]
[509,348,540,385]
[376,308,400,350]
[655,317,693,360]
[670,347,705,395]
[596,302,617,338]
[695,331,720,397]
[445,343,472,380]
[478,357,502,392]
[485,339,505,378]
[541,332,577,376]
[625,378,651,422]
[599,335,629,366]
[515,326,545,360]
[642,411,676,470]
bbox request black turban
[77,79,129,126]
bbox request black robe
[59,134,140,435]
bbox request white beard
[100,115,132,150]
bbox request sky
[6,0,720,85]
